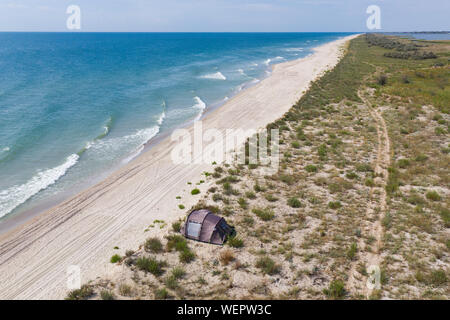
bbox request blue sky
[0,0,448,32]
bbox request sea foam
[158,101,166,125]
[78,117,113,156]
[193,96,206,121]
[285,47,304,52]
[0,154,79,218]
[121,126,160,163]
[264,56,284,66]
[200,72,226,80]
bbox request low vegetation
[69,34,449,300]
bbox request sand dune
[0,34,358,299]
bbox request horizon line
[0,30,449,34]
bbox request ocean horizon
[0,32,353,223]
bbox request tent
[181,209,234,245]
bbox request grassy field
[68,34,449,300]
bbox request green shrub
[407,194,426,205]
[172,221,182,232]
[256,256,281,275]
[100,290,115,300]
[145,237,163,253]
[323,280,346,299]
[426,190,441,201]
[223,182,239,196]
[435,127,446,135]
[346,243,357,260]
[430,269,447,286]
[287,197,302,208]
[125,250,134,257]
[415,154,428,162]
[318,144,327,160]
[237,197,248,209]
[154,287,170,300]
[291,141,300,149]
[191,188,200,195]
[254,184,265,192]
[305,165,318,173]
[279,174,294,185]
[328,201,342,210]
[179,248,195,263]
[166,235,188,252]
[110,254,122,263]
[252,207,275,221]
[397,158,410,168]
[178,204,185,209]
[171,266,186,279]
[382,212,392,229]
[227,236,244,248]
[65,285,94,300]
[248,163,258,169]
[265,194,278,202]
[119,284,133,296]
[439,207,449,228]
[356,163,373,172]
[365,178,374,187]
[386,167,399,194]
[245,191,256,199]
[345,172,358,180]
[212,193,223,202]
[165,275,178,289]
[136,256,166,276]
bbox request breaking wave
[77,117,114,156]
[193,96,206,121]
[264,56,285,65]
[237,69,247,77]
[285,47,304,52]
[158,100,166,125]
[200,72,226,80]
[0,154,79,218]
[120,126,160,163]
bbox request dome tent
[181,209,234,245]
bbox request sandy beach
[0,34,358,300]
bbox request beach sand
[0,34,359,300]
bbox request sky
[0,0,448,32]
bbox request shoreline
[0,34,359,299]
[0,49,274,235]
[0,58,266,235]
[0,38,316,234]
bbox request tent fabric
[181,209,233,244]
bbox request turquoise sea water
[0,32,353,221]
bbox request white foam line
[193,96,206,121]
[121,126,160,164]
[0,154,79,218]
[157,100,166,125]
[200,71,226,80]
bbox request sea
[0,32,354,223]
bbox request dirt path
[347,89,391,298]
